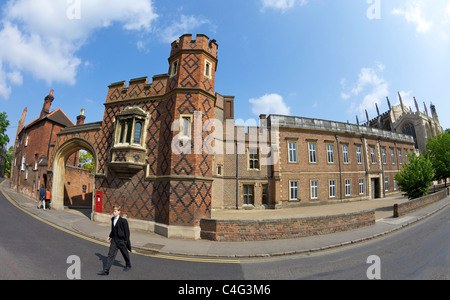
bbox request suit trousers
[104,238,131,271]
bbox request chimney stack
[76,108,86,125]
[40,90,54,119]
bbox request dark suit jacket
[109,216,131,251]
[39,187,46,200]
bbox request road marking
[0,181,240,264]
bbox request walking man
[38,185,46,210]
[98,205,132,275]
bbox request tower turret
[430,102,443,134]
[168,34,218,95]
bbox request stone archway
[51,137,98,211]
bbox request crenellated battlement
[104,34,219,104]
[170,34,218,60]
[105,74,170,103]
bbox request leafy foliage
[3,146,13,177]
[426,130,450,185]
[394,154,434,200]
[0,112,10,147]
[78,150,95,174]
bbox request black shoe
[123,266,132,272]
[98,270,109,276]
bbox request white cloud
[0,60,21,99]
[392,3,432,33]
[261,0,308,13]
[341,63,389,115]
[0,0,158,99]
[158,15,212,43]
[249,93,291,116]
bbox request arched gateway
[51,137,98,211]
[48,34,218,239]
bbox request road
[0,180,448,281]
[241,204,449,280]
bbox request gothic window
[402,123,418,149]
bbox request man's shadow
[95,253,127,270]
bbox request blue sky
[1,0,449,149]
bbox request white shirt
[113,216,119,227]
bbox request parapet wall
[270,115,415,144]
[394,188,449,217]
[105,75,170,103]
[200,210,376,241]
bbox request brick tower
[163,34,218,235]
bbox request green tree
[78,150,95,174]
[426,130,450,186]
[4,146,13,177]
[0,112,10,147]
[394,154,434,199]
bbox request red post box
[95,191,103,213]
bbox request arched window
[402,123,418,149]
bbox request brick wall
[200,210,376,241]
[393,188,448,217]
[64,166,94,207]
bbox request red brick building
[212,115,415,210]
[13,34,417,239]
[10,91,93,205]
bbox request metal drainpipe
[378,139,385,198]
[236,140,239,210]
[361,137,369,197]
[335,135,342,200]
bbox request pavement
[1,178,449,259]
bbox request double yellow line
[0,180,240,264]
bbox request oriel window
[114,106,149,148]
